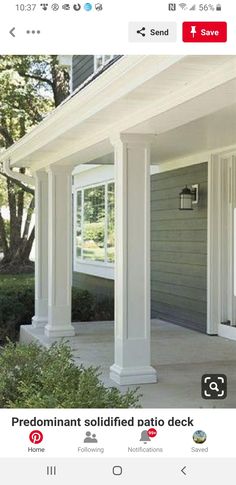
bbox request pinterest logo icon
[29,430,44,444]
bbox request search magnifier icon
[202,374,227,400]
[209,382,219,392]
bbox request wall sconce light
[179,184,199,210]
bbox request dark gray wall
[72,55,122,92]
[151,162,208,333]
[73,272,114,302]
[72,56,94,91]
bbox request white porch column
[32,170,48,328]
[110,134,157,385]
[45,165,75,338]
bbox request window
[75,182,115,265]
[94,55,115,72]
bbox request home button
[112,466,123,476]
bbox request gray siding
[73,272,114,302]
[72,56,94,91]
[72,55,122,92]
[151,162,208,333]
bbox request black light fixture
[179,184,199,211]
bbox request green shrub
[72,287,95,322]
[0,276,34,344]
[94,297,114,321]
[0,275,114,344]
[0,341,140,408]
[83,222,105,246]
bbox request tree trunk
[0,195,35,273]
[51,58,70,107]
[0,210,9,255]
[0,243,34,273]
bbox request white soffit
[0,55,235,169]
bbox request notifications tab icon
[183,21,227,42]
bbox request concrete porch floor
[20,319,236,408]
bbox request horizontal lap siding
[72,56,94,91]
[73,272,114,302]
[151,162,208,333]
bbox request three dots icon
[26,30,41,34]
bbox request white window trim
[74,260,114,280]
[73,179,115,280]
[94,55,115,73]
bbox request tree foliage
[0,55,70,272]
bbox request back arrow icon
[181,466,187,476]
[10,27,16,37]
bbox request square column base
[110,364,158,385]
[45,324,75,338]
[32,316,48,328]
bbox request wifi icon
[179,3,188,9]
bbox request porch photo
[0,54,236,408]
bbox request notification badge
[147,428,157,438]
[183,22,227,42]
[29,430,44,444]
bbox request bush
[0,276,114,344]
[0,341,140,408]
[72,287,95,322]
[83,222,105,246]
[0,276,34,344]
[94,297,114,321]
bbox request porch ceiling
[84,102,236,166]
[150,102,236,164]
[1,55,236,171]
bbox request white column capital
[34,167,48,177]
[110,133,157,149]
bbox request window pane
[107,182,115,263]
[83,185,105,261]
[95,55,103,71]
[104,55,112,63]
[76,191,82,258]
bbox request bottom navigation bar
[0,458,234,485]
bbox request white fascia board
[119,60,236,136]
[73,165,114,188]
[72,164,98,176]
[2,55,236,170]
[151,152,210,174]
[0,55,185,168]
[39,76,236,169]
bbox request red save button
[183,22,227,42]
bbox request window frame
[73,179,115,280]
[94,55,115,73]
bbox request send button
[129,22,177,43]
